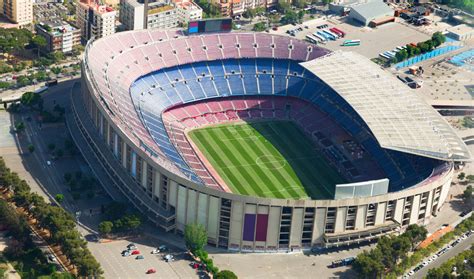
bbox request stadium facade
[69,30,471,252]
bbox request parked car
[158,245,168,252]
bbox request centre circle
[255,155,286,170]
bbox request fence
[395,45,462,70]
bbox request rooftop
[38,20,79,35]
[350,0,393,19]
[148,5,175,14]
[447,24,474,36]
[79,0,115,14]
[301,51,472,161]
[174,0,202,10]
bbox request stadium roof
[301,51,471,161]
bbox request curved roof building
[70,30,469,251]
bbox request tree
[184,223,208,253]
[293,0,306,9]
[47,143,56,151]
[432,31,446,47]
[27,144,35,153]
[54,193,64,204]
[253,22,267,32]
[462,185,473,206]
[64,172,72,182]
[243,8,257,18]
[55,149,64,158]
[353,250,385,279]
[395,49,408,63]
[417,42,430,53]
[20,91,42,109]
[15,122,25,133]
[404,224,427,251]
[276,2,291,13]
[282,10,299,24]
[458,172,466,180]
[98,221,113,236]
[31,35,47,58]
[51,66,62,75]
[216,270,238,279]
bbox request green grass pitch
[188,121,346,199]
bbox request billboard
[334,178,389,200]
[188,18,232,34]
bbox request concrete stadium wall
[75,66,455,252]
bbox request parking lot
[87,236,201,279]
[406,230,473,278]
[269,18,430,59]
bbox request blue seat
[273,60,289,75]
[257,58,273,74]
[223,59,241,74]
[152,69,170,85]
[213,76,231,97]
[165,66,183,82]
[243,75,258,95]
[175,83,195,103]
[239,59,256,74]
[179,65,198,80]
[192,61,210,76]
[286,76,304,97]
[208,61,225,77]
[289,61,304,76]
[258,74,273,95]
[273,75,287,95]
[186,80,206,100]
[200,77,219,97]
[228,75,245,96]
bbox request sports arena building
[69,30,471,252]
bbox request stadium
[69,29,471,252]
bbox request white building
[0,0,33,26]
[35,21,81,53]
[174,0,202,24]
[120,0,200,30]
[76,0,116,41]
[447,24,474,41]
[348,0,394,26]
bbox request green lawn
[188,121,345,199]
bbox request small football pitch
[188,121,345,199]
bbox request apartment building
[120,0,201,30]
[35,21,81,53]
[0,0,33,26]
[76,0,116,41]
[174,0,202,24]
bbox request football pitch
[188,121,345,199]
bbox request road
[413,234,474,278]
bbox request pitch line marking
[255,155,287,170]
[220,155,321,170]
[260,185,309,196]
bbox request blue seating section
[130,58,439,189]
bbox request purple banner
[255,214,269,242]
[243,214,256,241]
